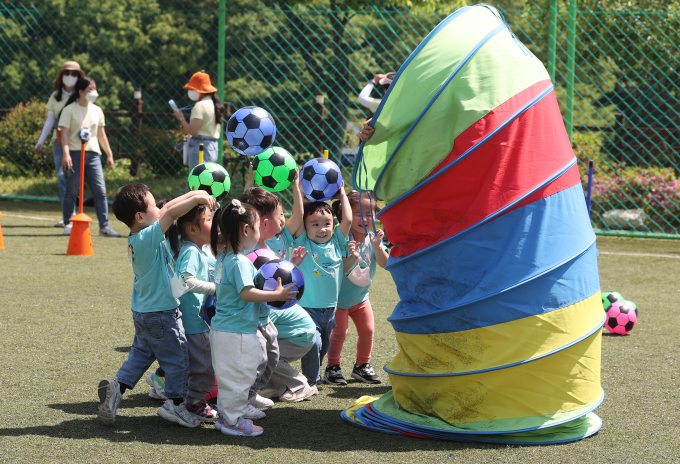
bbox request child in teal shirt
[98,185,216,428]
[210,199,297,438]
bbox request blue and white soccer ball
[226,106,276,156]
[253,259,305,310]
[301,158,343,201]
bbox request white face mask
[62,75,78,87]
[85,91,99,103]
[187,89,201,101]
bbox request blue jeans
[63,151,109,227]
[187,136,218,172]
[52,140,73,212]
[300,307,337,384]
[116,308,189,399]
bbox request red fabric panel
[380,83,576,259]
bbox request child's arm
[240,278,298,303]
[338,182,352,238]
[159,191,216,233]
[243,162,255,192]
[370,229,389,268]
[181,273,216,295]
[288,169,305,238]
[159,189,208,218]
[342,240,361,272]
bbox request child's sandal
[217,417,263,437]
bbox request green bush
[0,100,53,174]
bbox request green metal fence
[1,2,679,236]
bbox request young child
[325,191,389,385]
[290,184,352,386]
[98,185,216,427]
[210,199,297,437]
[162,204,219,421]
[240,177,315,402]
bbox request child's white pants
[209,330,262,425]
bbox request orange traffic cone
[66,213,94,256]
[0,211,5,249]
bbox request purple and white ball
[253,259,305,310]
[301,158,343,201]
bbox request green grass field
[0,199,678,463]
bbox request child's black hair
[166,204,209,257]
[303,201,333,221]
[331,190,380,223]
[112,183,150,227]
[241,187,281,218]
[210,202,259,255]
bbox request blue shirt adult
[128,221,179,313]
[177,241,210,334]
[212,251,259,334]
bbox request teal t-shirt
[211,251,259,334]
[128,221,179,313]
[293,225,349,309]
[177,242,210,334]
[203,245,217,280]
[265,225,295,260]
[268,304,316,347]
[337,235,388,309]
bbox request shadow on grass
[324,385,393,399]
[17,397,497,452]
[2,225,54,229]
[4,234,63,237]
[114,346,131,353]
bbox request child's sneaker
[351,363,382,384]
[146,372,165,391]
[244,403,266,420]
[216,414,263,437]
[97,379,122,424]
[258,387,278,399]
[249,392,274,409]
[157,400,200,428]
[324,364,348,385]
[279,388,311,403]
[148,388,167,400]
[185,400,219,422]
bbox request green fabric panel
[372,389,603,435]
[356,8,550,203]
[354,6,497,194]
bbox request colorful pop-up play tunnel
[344,4,604,444]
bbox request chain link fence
[1,2,679,236]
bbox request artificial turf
[0,199,678,463]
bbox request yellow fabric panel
[391,330,602,424]
[387,292,602,375]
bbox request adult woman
[173,72,226,170]
[35,61,84,227]
[58,76,120,237]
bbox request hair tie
[231,198,246,215]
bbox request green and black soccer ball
[187,162,231,201]
[252,147,297,192]
[601,291,624,311]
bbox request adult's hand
[62,154,73,172]
[373,73,385,85]
[359,118,374,142]
[106,155,115,170]
[35,144,43,156]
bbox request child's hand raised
[290,246,308,267]
[244,162,255,191]
[273,278,299,302]
[292,168,300,191]
[196,192,218,211]
[348,240,361,259]
[370,229,384,247]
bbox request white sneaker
[157,400,200,428]
[99,225,122,237]
[148,388,167,400]
[63,223,72,236]
[97,379,122,424]
[258,387,278,399]
[280,387,313,403]
[54,220,65,228]
[243,403,266,420]
[249,393,274,409]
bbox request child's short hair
[303,201,333,221]
[332,190,380,223]
[241,187,281,218]
[211,201,259,255]
[112,184,150,227]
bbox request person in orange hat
[173,72,226,171]
[35,61,85,227]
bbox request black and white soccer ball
[253,259,304,310]
[301,158,343,201]
[226,106,276,156]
